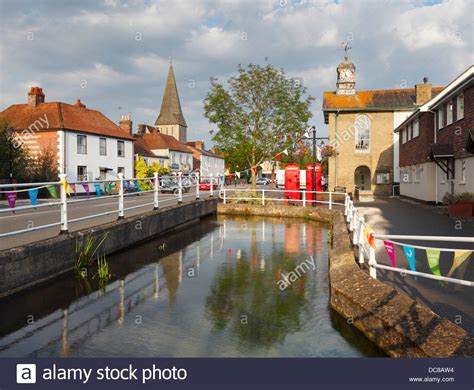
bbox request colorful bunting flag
[6,192,17,209]
[251,166,257,174]
[383,241,396,267]
[447,251,471,278]
[236,172,241,178]
[282,149,289,156]
[275,154,281,160]
[47,185,58,199]
[60,179,71,196]
[124,180,129,189]
[134,180,142,191]
[402,245,417,279]
[426,249,441,277]
[82,183,90,197]
[259,163,265,169]
[28,188,38,206]
[94,183,102,196]
[70,183,77,194]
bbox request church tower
[336,43,356,96]
[155,62,187,142]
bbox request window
[402,128,407,144]
[457,94,464,120]
[437,107,444,130]
[99,138,107,155]
[447,101,453,125]
[117,167,125,176]
[77,135,87,154]
[355,115,370,151]
[407,123,412,141]
[412,119,419,138]
[376,172,390,184]
[77,166,87,181]
[117,140,125,157]
[460,159,466,183]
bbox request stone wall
[0,199,217,298]
[218,203,474,357]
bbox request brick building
[322,53,443,195]
[395,66,473,203]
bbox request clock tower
[336,42,356,96]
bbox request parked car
[160,178,189,194]
[256,177,271,185]
[199,179,218,191]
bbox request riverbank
[218,203,474,357]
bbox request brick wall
[399,113,435,167]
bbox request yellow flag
[60,179,71,196]
[447,251,471,278]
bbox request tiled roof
[139,132,192,153]
[155,64,187,127]
[186,143,224,159]
[133,136,156,157]
[0,101,134,140]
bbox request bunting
[383,241,396,267]
[402,245,417,279]
[6,192,17,209]
[236,172,241,179]
[70,183,77,194]
[133,180,142,191]
[47,185,58,199]
[447,251,471,278]
[94,183,102,196]
[60,179,71,196]
[426,249,441,277]
[28,188,38,206]
[82,183,90,197]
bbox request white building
[186,141,224,178]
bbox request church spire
[155,63,187,128]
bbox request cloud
[0,0,472,146]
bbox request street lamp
[6,127,14,183]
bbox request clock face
[339,69,354,82]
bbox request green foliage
[134,156,170,190]
[27,146,58,182]
[204,63,314,187]
[0,119,29,181]
[442,192,474,204]
[94,253,111,290]
[75,232,109,274]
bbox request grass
[75,231,109,273]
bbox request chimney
[28,87,45,108]
[415,77,432,106]
[195,140,205,150]
[119,114,133,135]
[75,99,86,108]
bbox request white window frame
[117,140,125,157]
[77,135,87,154]
[407,123,412,141]
[355,115,370,151]
[77,165,87,181]
[437,108,444,130]
[412,119,419,138]
[460,159,466,183]
[447,101,453,125]
[99,137,107,156]
[376,172,390,184]
[402,128,407,144]
[456,94,464,120]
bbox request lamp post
[6,127,14,183]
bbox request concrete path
[355,197,474,335]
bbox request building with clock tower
[322,45,443,195]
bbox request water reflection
[0,216,384,357]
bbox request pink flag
[82,183,90,197]
[383,241,396,267]
[6,192,17,209]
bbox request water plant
[94,253,111,289]
[75,231,109,275]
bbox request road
[355,197,474,335]
[0,188,213,250]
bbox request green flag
[47,184,58,199]
[426,249,441,277]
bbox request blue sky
[0,0,472,146]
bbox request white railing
[219,188,347,210]
[343,195,474,287]
[0,172,223,238]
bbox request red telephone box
[306,163,322,206]
[284,164,300,204]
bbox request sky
[0,0,472,147]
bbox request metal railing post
[178,171,183,204]
[209,173,214,197]
[358,217,365,264]
[302,191,306,207]
[118,172,124,218]
[59,173,68,233]
[352,210,358,244]
[369,246,377,279]
[196,172,200,200]
[344,195,349,215]
[262,189,265,206]
[153,172,159,209]
[329,192,332,210]
[346,200,352,223]
[223,188,226,204]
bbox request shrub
[442,192,474,204]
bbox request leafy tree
[204,63,314,188]
[134,156,171,190]
[0,119,29,182]
[27,146,58,182]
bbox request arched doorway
[354,166,371,191]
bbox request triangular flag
[426,249,441,277]
[6,192,17,208]
[251,166,257,174]
[282,149,288,156]
[260,163,265,169]
[402,245,417,279]
[82,183,90,196]
[268,160,272,165]
[447,251,471,278]
[94,183,102,196]
[316,145,322,162]
[134,180,142,191]
[275,154,281,160]
[70,183,77,194]
[60,179,71,196]
[236,172,241,178]
[28,188,38,206]
[244,169,249,176]
[47,185,58,199]
[304,132,310,138]
[383,241,396,267]
[123,180,129,189]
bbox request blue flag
[28,188,38,206]
[94,183,102,196]
[402,245,417,280]
[134,180,142,191]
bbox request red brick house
[395,66,473,203]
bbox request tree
[0,119,29,182]
[27,146,58,182]
[204,63,314,188]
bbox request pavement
[355,196,474,335]
[0,189,212,250]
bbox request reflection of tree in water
[206,251,308,349]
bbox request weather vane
[341,41,351,60]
